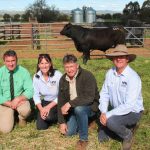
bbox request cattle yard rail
[0,23,150,53]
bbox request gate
[0,23,150,52]
[125,27,145,47]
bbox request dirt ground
[1,42,150,59]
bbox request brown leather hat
[105,44,136,62]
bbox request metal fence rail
[0,22,150,51]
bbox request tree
[140,0,150,23]
[13,14,21,22]
[21,11,31,22]
[3,13,12,22]
[24,0,49,22]
[57,14,69,21]
[141,0,150,8]
[123,1,140,19]
[23,0,62,23]
[122,1,141,25]
[112,13,122,19]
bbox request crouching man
[0,50,33,133]
[98,45,144,150]
[58,54,99,150]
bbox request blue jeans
[66,106,95,141]
[98,112,142,141]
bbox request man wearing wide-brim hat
[98,44,144,150]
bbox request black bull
[60,23,126,64]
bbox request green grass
[0,41,7,45]
[0,56,150,150]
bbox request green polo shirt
[0,65,33,104]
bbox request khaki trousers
[0,101,31,133]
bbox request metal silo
[72,8,83,24]
[85,7,96,23]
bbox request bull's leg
[83,54,87,65]
[87,50,90,60]
[83,51,90,65]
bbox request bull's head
[60,23,73,38]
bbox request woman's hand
[40,107,50,120]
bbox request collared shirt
[33,70,62,105]
[0,65,33,104]
[65,70,78,100]
[99,65,144,119]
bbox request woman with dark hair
[33,54,62,130]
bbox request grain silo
[85,7,96,23]
[72,8,83,24]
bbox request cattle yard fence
[0,22,150,54]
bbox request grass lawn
[0,56,150,150]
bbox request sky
[0,0,144,12]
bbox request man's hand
[11,96,26,109]
[100,113,107,126]
[2,96,26,109]
[61,102,71,115]
[3,101,12,108]
[59,123,68,135]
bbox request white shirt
[99,65,144,119]
[33,70,62,105]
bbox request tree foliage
[112,13,122,19]
[123,1,140,19]
[2,0,150,24]
[121,0,150,25]
[140,0,150,23]
[97,14,112,20]
[21,12,31,22]
[13,14,21,22]
[23,0,69,22]
[3,13,12,22]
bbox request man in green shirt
[0,50,33,133]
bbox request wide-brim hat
[105,44,136,62]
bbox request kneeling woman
[33,54,62,130]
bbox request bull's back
[84,28,114,48]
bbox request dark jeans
[36,100,57,130]
[66,106,95,141]
[98,112,142,141]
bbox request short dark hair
[3,50,17,60]
[63,54,77,64]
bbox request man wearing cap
[98,44,144,150]
[0,50,33,133]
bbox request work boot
[18,119,27,127]
[76,140,88,150]
[122,132,133,150]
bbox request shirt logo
[50,81,56,86]
[121,81,127,87]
